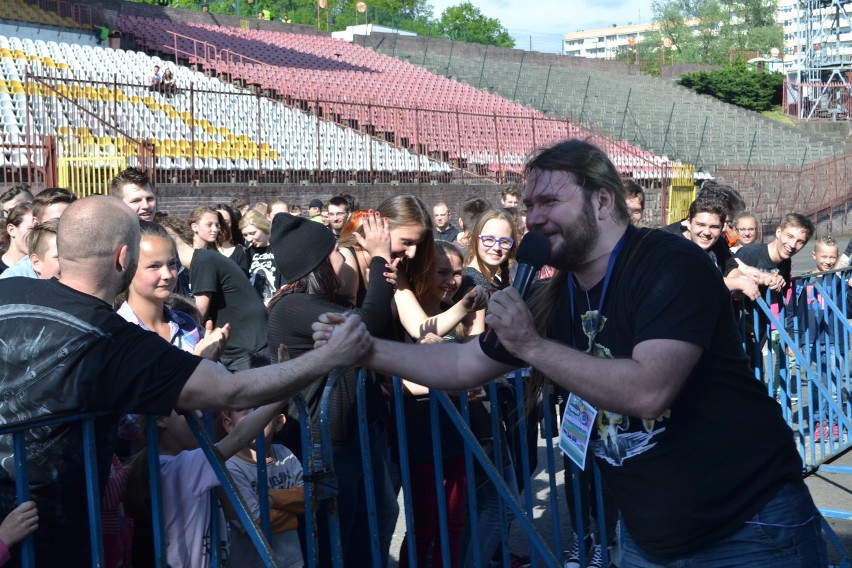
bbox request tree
[326,0,434,34]
[435,2,514,48]
[651,0,782,65]
[677,60,784,111]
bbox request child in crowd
[27,220,60,280]
[0,501,38,566]
[115,220,228,567]
[394,241,486,568]
[126,403,286,568]
[223,400,305,568]
[786,235,851,442]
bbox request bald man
[0,196,370,567]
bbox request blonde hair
[187,206,219,250]
[239,209,271,233]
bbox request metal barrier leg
[82,418,105,567]
[13,432,34,568]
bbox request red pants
[399,455,468,568]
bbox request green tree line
[131,0,515,47]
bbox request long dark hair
[338,195,436,301]
[214,203,245,247]
[526,139,629,223]
[267,255,339,311]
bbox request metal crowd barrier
[3,307,852,566]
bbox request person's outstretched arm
[177,314,371,410]
[314,312,514,391]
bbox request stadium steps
[377,43,851,171]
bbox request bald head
[58,195,140,300]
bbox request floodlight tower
[789,0,852,119]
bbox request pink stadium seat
[114,15,659,175]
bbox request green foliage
[677,60,784,111]
[128,0,516,48]
[435,2,514,47]
[128,0,509,44]
[651,0,783,65]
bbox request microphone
[481,231,551,352]
[512,231,551,300]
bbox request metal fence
[22,72,155,197]
[4,70,851,229]
[6,290,852,567]
[12,70,676,193]
[715,153,852,233]
[784,81,852,122]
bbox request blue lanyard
[567,229,630,326]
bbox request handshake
[312,312,373,369]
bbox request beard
[550,197,599,272]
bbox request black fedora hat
[270,213,336,284]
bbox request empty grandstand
[114,15,675,182]
[1,0,850,229]
[363,33,851,171]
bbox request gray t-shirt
[225,444,304,568]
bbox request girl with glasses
[461,208,518,298]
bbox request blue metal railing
[3,292,852,566]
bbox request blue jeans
[620,481,827,567]
[804,343,842,424]
[460,443,520,568]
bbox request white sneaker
[564,531,582,568]
[586,544,603,568]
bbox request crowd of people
[0,138,840,567]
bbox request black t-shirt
[434,224,459,243]
[735,242,792,291]
[228,244,250,278]
[735,242,792,336]
[481,227,802,557]
[247,245,280,303]
[190,248,268,363]
[0,277,200,563]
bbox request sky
[427,0,656,53]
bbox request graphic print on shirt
[582,309,670,467]
[249,249,277,303]
[0,304,109,481]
